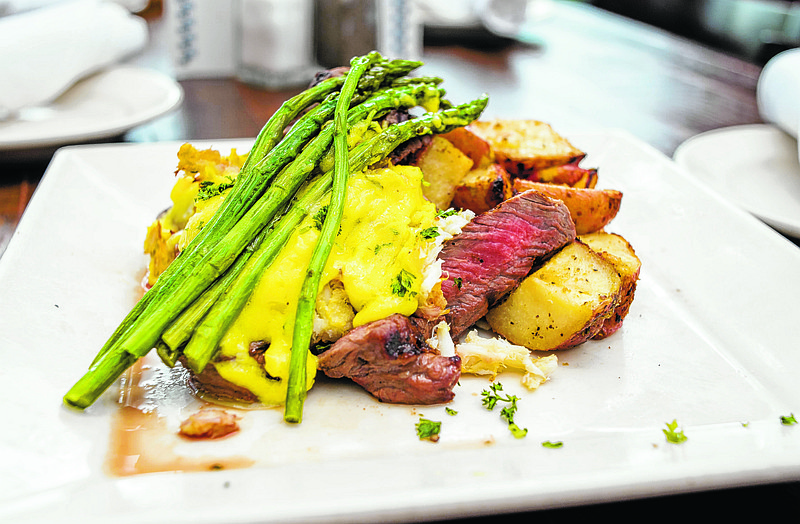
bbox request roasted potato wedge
[514,179,622,234]
[451,163,513,214]
[486,240,621,351]
[415,135,474,210]
[469,119,585,176]
[441,126,494,168]
[579,232,641,339]
[529,161,598,188]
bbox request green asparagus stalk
[94,92,338,355]
[283,94,490,422]
[86,77,341,366]
[186,94,489,419]
[284,55,372,423]
[155,341,179,368]
[173,81,448,374]
[87,56,421,369]
[64,78,440,410]
[159,231,266,355]
[63,96,335,406]
[181,181,321,374]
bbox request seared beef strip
[309,66,349,87]
[316,314,461,404]
[187,191,573,407]
[438,190,576,339]
[182,355,260,404]
[383,108,434,166]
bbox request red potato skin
[441,126,494,168]
[580,233,642,339]
[451,163,514,214]
[514,179,622,235]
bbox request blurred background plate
[0,65,182,159]
[674,124,800,239]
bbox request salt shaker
[235,0,318,89]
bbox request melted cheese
[213,164,438,406]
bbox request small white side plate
[674,124,800,238]
[0,66,183,151]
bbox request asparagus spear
[283,94,490,422]
[174,80,448,373]
[87,57,421,368]
[159,231,266,355]
[63,79,441,409]
[86,77,341,366]
[285,55,373,423]
[186,93,489,420]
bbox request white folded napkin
[0,0,148,118]
[757,48,800,141]
[0,0,63,16]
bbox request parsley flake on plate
[416,417,441,442]
[481,382,528,439]
[663,419,688,444]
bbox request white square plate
[2,131,800,524]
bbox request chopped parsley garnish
[454,277,463,289]
[374,242,392,255]
[419,226,440,240]
[445,407,458,416]
[481,382,527,439]
[508,423,528,439]
[196,179,235,201]
[781,413,798,426]
[391,269,417,297]
[416,417,441,442]
[480,382,506,410]
[437,208,460,218]
[541,440,563,449]
[312,205,329,231]
[663,419,688,444]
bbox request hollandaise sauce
[196,164,437,406]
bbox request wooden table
[1,1,797,520]
[0,2,771,256]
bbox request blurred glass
[236,0,317,89]
[314,0,422,68]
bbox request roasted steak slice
[316,314,461,404]
[183,355,260,404]
[438,189,576,339]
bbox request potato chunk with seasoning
[415,135,474,210]
[486,240,621,350]
[580,232,641,339]
[451,163,514,214]
[469,119,584,175]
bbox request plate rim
[3,131,800,523]
[673,123,800,238]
